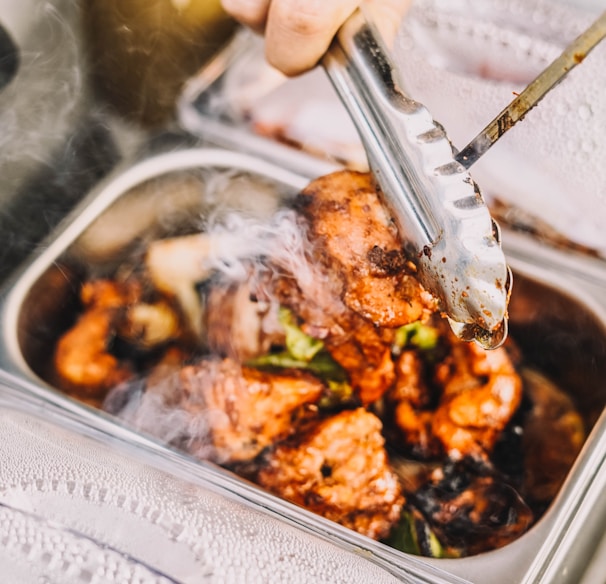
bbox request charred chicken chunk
[432,335,523,459]
[264,170,436,404]
[256,408,404,540]
[295,170,437,328]
[54,278,184,403]
[383,322,522,461]
[178,358,324,464]
[409,459,534,556]
[269,269,397,404]
[388,350,442,459]
[53,279,139,400]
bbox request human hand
[221,0,412,76]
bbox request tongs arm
[323,9,511,349]
[456,10,606,168]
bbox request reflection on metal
[0,23,18,92]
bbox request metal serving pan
[0,147,605,584]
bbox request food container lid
[394,0,606,255]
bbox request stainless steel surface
[0,0,151,284]
[0,21,18,92]
[323,9,510,349]
[0,0,87,207]
[0,147,605,584]
[455,10,606,168]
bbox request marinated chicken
[296,171,436,328]
[383,319,523,462]
[432,331,523,459]
[269,270,398,404]
[54,277,184,403]
[257,408,404,540]
[266,171,437,404]
[53,279,139,400]
[389,350,440,459]
[407,459,534,556]
[50,168,586,559]
[178,358,324,464]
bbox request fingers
[265,0,364,76]
[222,0,413,76]
[221,0,271,32]
[364,0,412,47]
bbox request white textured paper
[0,402,424,584]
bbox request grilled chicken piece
[432,335,523,459]
[53,279,139,400]
[295,170,437,328]
[410,459,534,555]
[387,350,442,459]
[264,170,436,404]
[54,276,187,403]
[178,358,324,464]
[256,408,404,540]
[392,350,432,409]
[268,263,397,404]
[384,322,522,461]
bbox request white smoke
[0,0,87,203]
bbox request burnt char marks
[367,245,407,276]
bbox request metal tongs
[322,7,606,350]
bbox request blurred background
[0,0,603,279]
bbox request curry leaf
[278,307,325,362]
[394,321,439,351]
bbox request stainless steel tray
[1,147,605,584]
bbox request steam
[105,373,219,461]
[202,207,318,289]
[0,0,85,172]
[0,0,117,283]
[105,185,323,462]
[182,164,321,286]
